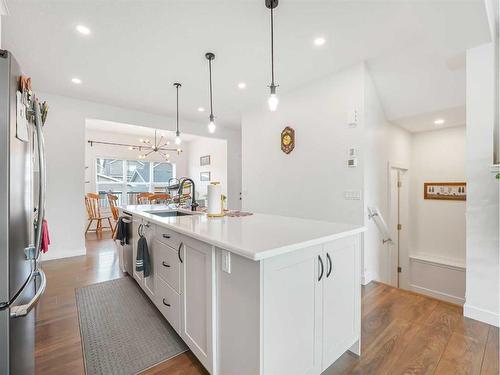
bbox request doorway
[388,164,409,289]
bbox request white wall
[408,126,466,304]
[464,43,499,326]
[362,69,412,285]
[85,129,190,195]
[0,2,6,49]
[242,64,365,224]
[484,0,499,164]
[187,137,228,199]
[0,0,10,49]
[241,63,414,286]
[410,126,466,262]
[40,92,241,261]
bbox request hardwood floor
[36,236,498,375]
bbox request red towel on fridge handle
[41,219,50,253]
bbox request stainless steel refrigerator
[0,50,47,375]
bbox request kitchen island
[118,205,366,375]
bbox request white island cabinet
[120,205,365,375]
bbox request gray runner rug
[75,277,188,375]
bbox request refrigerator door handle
[33,98,46,261]
[10,268,46,319]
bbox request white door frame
[387,162,409,288]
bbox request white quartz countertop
[119,205,366,261]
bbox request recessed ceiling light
[75,24,91,35]
[238,82,247,89]
[434,119,445,125]
[197,107,205,112]
[314,37,326,46]
[71,77,82,84]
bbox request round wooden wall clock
[281,126,295,154]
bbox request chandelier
[87,129,182,161]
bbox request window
[97,159,123,183]
[153,162,173,183]
[96,158,175,205]
[152,162,173,193]
[127,161,150,183]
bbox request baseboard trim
[40,248,86,261]
[464,303,500,327]
[410,284,465,305]
[361,271,373,286]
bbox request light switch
[222,250,231,274]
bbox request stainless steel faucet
[178,178,199,211]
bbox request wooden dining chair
[137,192,153,204]
[148,193,170,204]
[107,193,120,237]
[85,193,113,238]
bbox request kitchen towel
[41,219,50,253]
[136,236,150,277]
[114,217,128,245]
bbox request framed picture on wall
[424,182,466,201]
[200,155,211,166]
[200,171,211,182]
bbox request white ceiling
[394,105,466,133]
[86,119,204,142]
[2,0,491,132]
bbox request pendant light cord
[209,58,214,118]
[270,6,275,86]
[176,85,179,133]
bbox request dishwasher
[119,211,134,276]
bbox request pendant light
[266,0,279,111]
[174,82,182,145]
[205,52,216,133]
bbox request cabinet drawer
[156,277,181,334]
[155,240,181,293]
[155,226,182,251]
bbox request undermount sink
[146,210,198,217]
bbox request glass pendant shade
[208,115,216,133]
[175,131,182,145]
[268,91,279,111]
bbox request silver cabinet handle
[138,222,150,237]
[178,242,183,263]
[326,253,332,278]
[33,99,46,262]
[162,233,171,239]
[122,218,132,224]
[10,268,46,318]
[318,255,324,282]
